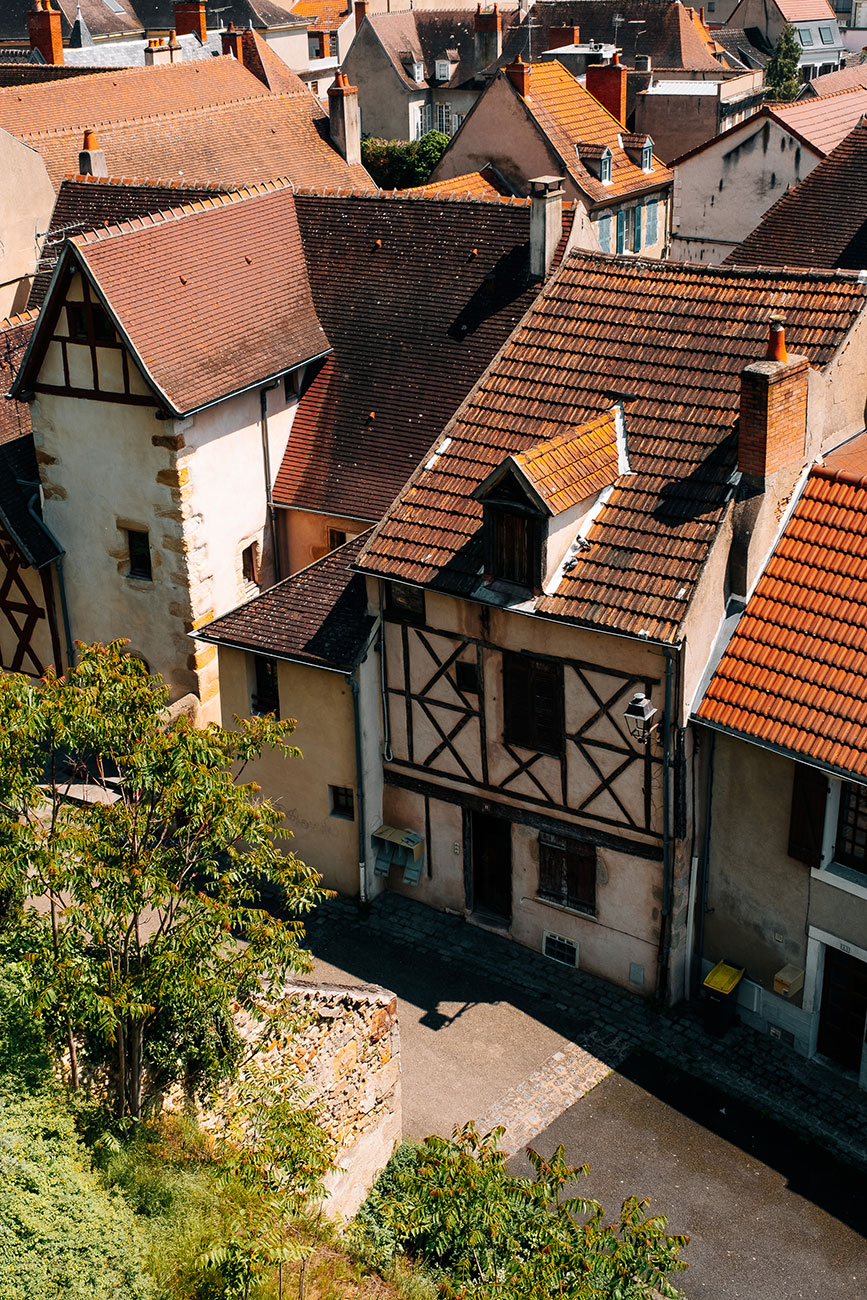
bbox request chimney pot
[766,317,787,363]
[79,129,108,177]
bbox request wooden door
[817,945,867,1074]
[471,811,512,925]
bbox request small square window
[455,660,479,694]
[91,304,114,343]
[330,785,355,819]
[242,543,258,585]
[252,656,279,716]
[126,529,152,581]
[799,27,814,44]
[66,302,88,342]
[327,528,347,552]
[385,582,425,623]
[819,24,833,42]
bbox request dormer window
[576,142,613,185]
[435,59,451,80]
[473,468,545,592]
[413,60,424,82]
[641,142,652,171]
[600,152,612,184]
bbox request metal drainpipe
[24,484,74,669]
[656,645,676,1003]
[260,381,281,581]
[696,727,716,999]
[350,671,368,904]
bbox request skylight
[102,0,126,14]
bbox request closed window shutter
[598,213,611,252]
[531,659,562,755]
[646,199,658,245]
[616,208,626,253]
[788,762,827,866]
[503,653,534,750]
[566,842,596,913]
[633,206,642,252]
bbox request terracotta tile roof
[28,175,236,309]
[766,87,867,157]
[408,165,515,199]
[0,57,371,191]
[773,0,837,21]
[805,62,867,97]
[234,27,309,92]
[359,254,867,644]
[725,120,867,271]
[27,185,329,417]
[0,313,36,447]
[515,61,673,205]
[512,409,620,513]
[696,444,867,777]
[197,532,375,672]
[289,0,352,32]
[275,191,568,521]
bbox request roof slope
[513,409,620,513]
[773,0,837,21]
[28,175,236,310]
[696,441,867,778]
[198,532,375,672]
[409,165,515,199]
[767,87,867,156]
[725,120,867,270]
[0,314,60,569]
[277,191,564,520]
[804,62,867,97]
[365,9,521,89]
[0,314,36,448]
[59,186,328,417]
[360,254,867,644]
[0,57,370,190]
[508,60,671,204]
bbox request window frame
[502,652,564,757]
[251,656,280,716]
[384,581,426,624]
[600,151,612,184]
[818,24,834,43]
[641,142,653,172]
[798,27,814,44]
[241,542,259,585]
[126,528,152,582]
[538,831,597,915]
[329,784,355,819]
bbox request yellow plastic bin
[702,960,745,1037]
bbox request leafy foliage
[765,24,802,102]
[361,132,450,188]
[0,641,327,1119]
[349,1123,688,1300]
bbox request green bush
[361,132,450,188]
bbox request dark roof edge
[190,627,355,675]
[692,715,867,788]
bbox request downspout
[378,580,393,762]
[350,671,368,903]
[24,484,74,669]
[696,726,716,999]
[260,381,281,581]
[656,645,676,1002]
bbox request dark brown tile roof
[0,0,140,42]
[0,64,113,87]
[198,532,375,672]
[696,440,867,778]
[45,185,329,417]
[28,175,236,310]
[0,313,36,447]
[275,191,571,520]
[0,57,371,191]
[359,254,867,644]
[365,9,521,90]
[725,120,867,271]
[508,1,727,72]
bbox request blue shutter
[633,206,642,253]
[616,209,625,253]
[598,214,611,253]
[645,198,658,246]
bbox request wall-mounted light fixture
[624,692,658,744]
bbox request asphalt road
[510,1053,867,1300]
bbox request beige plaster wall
[279,506,370,578]
[218,647,363,895]
[0,548,60,678]
[344,23,417,140]
[635,91,720,167]
[0,131,56,319]
[432,78,564,194]
[671,120,819,265]
[261,25,311,70]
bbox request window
[413,61,424,84]
[385,581,425,623]
[414,100,431,139]
[488,507,540,589]
[597,213,612,253]
[835,783,867,877]
[241,543,258,585]
[819,24,834,42]
[66,300,113,343]
[600,152,612,184]
[455,659,479,694]
[798,27,814,44]
[435,59,451,80]
[645,198,658,246]
[435,101,451,134]
[503,653,564,756]
[329,785,355,819]
[251,656,279,715]
[126,529,152,581]
[539,833,596,914]
[66,302,88,342]
[310,79,319,94]
[327,528,347,552]
[641,142,653,171]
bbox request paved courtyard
[304,891,867,1295]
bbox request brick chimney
[328,71,361,166]
[529,175,564,279]
[168,28,182,61]
[79,129,108,177]
[221,21,244,64]
[474,4,503,67]
[144,37,172,66]
[586,52,627,126]
[173,0,207,44]
[505,53,530,97]
[549,24,580,49]
[29,0,63,66]
[355,0,370,31]
[738,319,809,484]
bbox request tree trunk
[129,1021,141,1118]
[67,1025,79,1090]
[117,1019,126,1118]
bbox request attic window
[798,28,814,44]
[66,300,114,344]
[601,153,612,184]
[435,59,451,79]
[819,25,834,42]
[413,60,424,82]
[641,142,652,171]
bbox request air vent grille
[543,931,578,967]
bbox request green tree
[0,641,326,1120]
[361,131,450,188]
[765,24,802,102]
[351,1123,688,1299]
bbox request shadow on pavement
[619,1052,867,1239]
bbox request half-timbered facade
[358,253,867,1000]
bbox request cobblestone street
[305,891,867,1171]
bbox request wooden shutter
[503,653,534,750]
[645,199,657,245]
[616,208,626,253]
[788,762,827,866]
[565,841,596,913]
[539,836,564,902]
[632,205,642,253]
[530,658,563,755]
